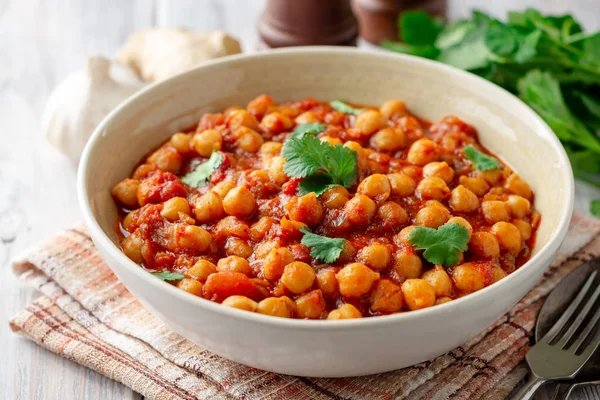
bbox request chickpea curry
[112,95,540,320]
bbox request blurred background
[1,1,600,399]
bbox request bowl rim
[78,46,574,330]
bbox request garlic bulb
[42,55,144,162]
[117,28,242,82]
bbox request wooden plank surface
[0,0,598,399]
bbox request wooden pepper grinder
[258,0,358,48]
[352,0,448,45]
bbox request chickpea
[406,138,438,166]
[321,185,350,209]
[459,176,490,196]
[369,279,404,313]
[224,106,243,116]
[469,232,500,259]
[177,225,212,252]
[452,263,485,293]
[214,216,250,239]
[436,296,453,305]
[394,249,423,279]
[295,111,320,124]
[235,127,264,153]
[222,295,258,312]
[394,225,417,245]
[122,211,135,230]
[285,192,324,226]
[260,141,283,155]
[217,256,252,276]
[370,127,406,152]
[449,185,479,212]
[316,268,338,297]
[193,129,223,157]
[281,262,316,294]
[266,156,288,185]
[507,195,530,218]
[212,180,236,199]
[222,186,256,217]
[355,110,387,135]
[247,217,273,242]
[112,178,140,208]
[423,162,454,184]
[192,191,224,223]
[161,197,191,221]
[492,265,507,282]
[356,244,391,270]
[253,240,278,260]
[482,200,510,223]
[247,94,274,118]
[261,112,293,134]
[279,217,308,235]
[380,99,407,119]
[387,173,416,197]
[476,168,502,185]
[415,177,450,201]
[357,174,391,203]
[401,279,436,310]
[147,147,182,173]
[378,201,409,227]
[226,109,260,132]
[344,141,365,157]
[343,194,377,225]
[257,296,295,318]
[132,163,157,180]
[504,173,533,200]
[176,279,204,296]
[170,132,192,153]
[491,221,522,253]
[122,232,145,263]
[512,219,532,241]
[187,259,217,282]
[225,238,253,258]
[447,216,473,236]
[321,136,343,146]
[421,266,453,297]
[414,205,450,228]
[295,290,326,319]
[263,247,295,281]
[328,303,362,320]
[337,263,380,297]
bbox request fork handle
[510,374,545,400]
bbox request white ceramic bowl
[78,47,573,377]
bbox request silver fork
[511,270,600,400]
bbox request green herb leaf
[400,10,444,46]
[282,135,358,195]
[464,145,501,171]
[181,151,223,188]
[408,223,470,267]
[581,33,600,67]
[152,271,185,281]
[329,100,363,115]
[567,147,600,174]
[574,91,600,119]
[513,30,541,63]
[485,21,519,57]
[591,200,600,218]
[435,20,476,49]
[292,123,327,139]
[381,40,440,59]
[300,228,346,263]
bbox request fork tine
[543,270,597,343]
[573,301,600,355]
[557,283,600,348]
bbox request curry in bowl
[111,95,539,320]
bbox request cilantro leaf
[292,123,327,139]
[464,145,501,171]
[381,40,440,59]
[485,20,519,57]
[282,135,358,195]
[152,271,185,281]
[329,100,363,115]
[408,223,470,267]
[400,11,444,46]
[181,151,223,188]
[591,200,600,219]
[300,228,346,263]
[513,30,541,63]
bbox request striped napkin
[9,214,600,400]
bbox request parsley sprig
[282,135,358,196]
[329,100,363,115]
[181,151,223,188]
[300,228,346,263]
[464,145,501,171]
[292,123,327,139]
[408,222,470,267]
[152,271,185,281]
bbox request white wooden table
[1,1,599,399]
